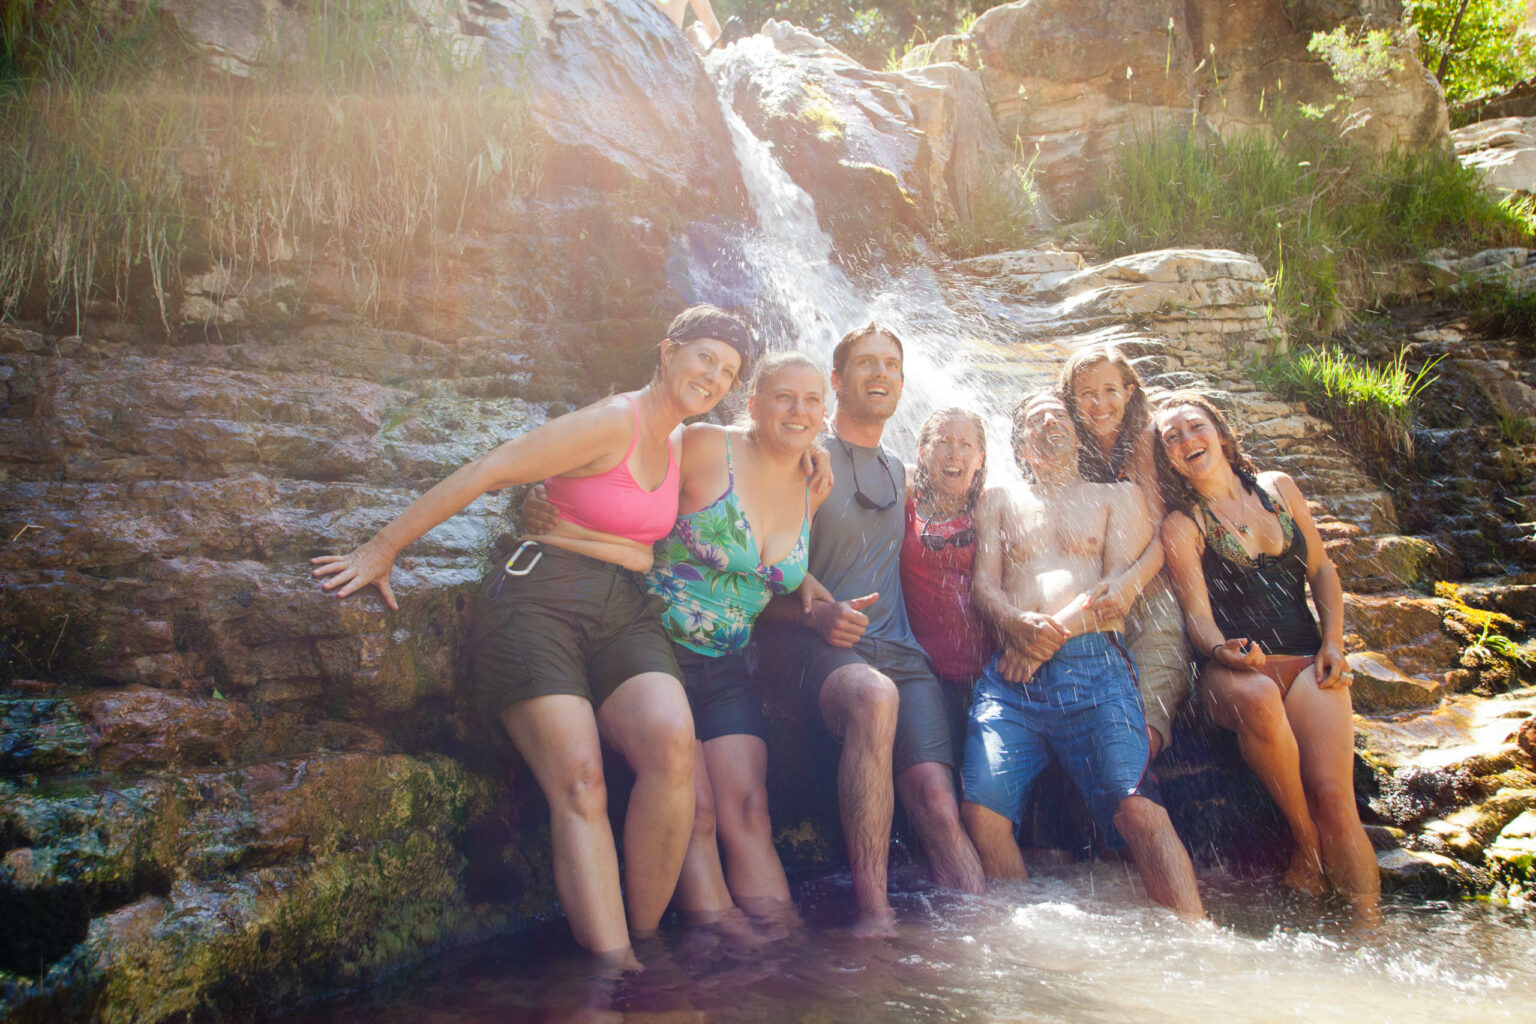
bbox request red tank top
[543,394,681,544]
[899,497,995,683]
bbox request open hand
[311,538,400,610]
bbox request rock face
[1454,117,1536,195]
[970,0,1448,212]
[712,23,1032,250]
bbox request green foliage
[0,0,534,326]
[1087,125,1533,331]
[1307,26,1403,87]
[721,0,987,68]
[1256,345,1442,467]
[1405,0,1536,102]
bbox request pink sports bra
[542,394,681,544]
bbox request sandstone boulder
[1454,117,1536,195]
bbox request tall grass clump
[1087,125,1533,332]
[0,0,534,327]
[1256,345,1442,467]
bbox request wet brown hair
[1059,344,1150,483]
[1009,387,1066,480]
[915,407,987,514]
[1151,390,1259,515]
[831,322,905,377]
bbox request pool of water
[280,865,1535,1024]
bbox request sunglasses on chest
[839,438,901,512]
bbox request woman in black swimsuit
[1154,392,1379,920]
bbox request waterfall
[690,37,1064,475]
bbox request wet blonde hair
[741,351,828,440]
[1059,344,1150,483]
[915,407,987,513]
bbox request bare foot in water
[850,908,899,939]
[1282,844,1326,896]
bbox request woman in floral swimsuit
[528,351,831,939]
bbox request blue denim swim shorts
[961,631,1151,833]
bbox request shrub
[1086,125,1532,332]
[1255,345,1442,468]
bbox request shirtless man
[961,389,1203,918]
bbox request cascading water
[683,35,1067,473]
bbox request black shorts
[674,645,765,742]
[461,543,680,714]
[757,625,954,774]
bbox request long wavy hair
[914,407,987,514]
[1059,344,1150,483]
[1152,390,1259,516]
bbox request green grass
[0,0,534,327]
[1256,345,1442,467]
[1086,125,1534,332]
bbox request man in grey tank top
[761,324,985,937]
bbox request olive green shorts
[462,543,680,714]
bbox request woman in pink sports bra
[313,306,753,968]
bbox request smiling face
[918,411,985,505]
[832,331,904,425]
[750,361,827,453]
[1069,358,1135,447]
[1156,403,1227,481]
[663,337,741,416]
[1014,393,1078,476]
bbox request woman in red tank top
[312,306,753,968]
[900,408,995,751]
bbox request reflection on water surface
[281,866,1534,1024]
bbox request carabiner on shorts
[484,540,543,601]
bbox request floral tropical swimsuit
[644,435,811,656]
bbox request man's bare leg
[897,761,986,894]
[819,663,899,936]
[961,800,1028,881]
[597,672,697,937]
[501,695,633,963]
[1113,795,1204,919]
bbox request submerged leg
[500,695,631,961]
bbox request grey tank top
[808,437,918,648]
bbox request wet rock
[714,27,924,251]
[0,698,89,773]
[1343,593,1461,680]
[1519,716,1536,762]
[511,0,744,215]
[1328,534,1440,594]
[1346,651,1444,713]
[1485,810,1536,886]
[1377,846,1482,894]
